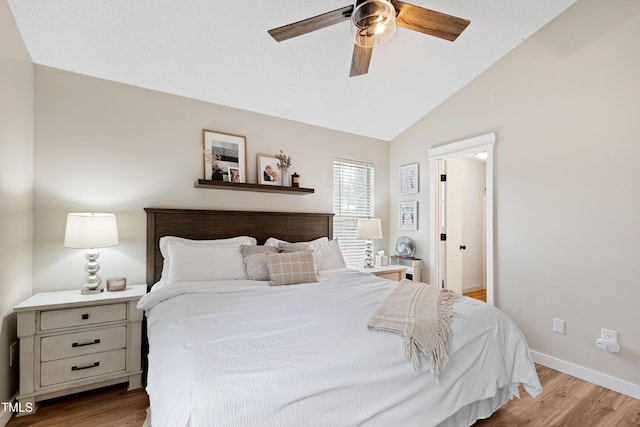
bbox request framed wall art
[257,153,282,185]
[399,163,419,194]
[399,201,418,231]
[202,129,247,182]
[228,167,241,183]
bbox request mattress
[138,268,541,427]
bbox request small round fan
[395,236,415,258]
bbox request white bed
[139,268,540,427]
[139,208,541,427]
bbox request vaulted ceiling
[8,0,577,141]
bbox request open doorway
[428,133,495,305]
[439,156,486,298]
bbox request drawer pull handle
[72,339,101,348]
[81,314,89,320]
[71,361,99,371]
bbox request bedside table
[354,265,407,282]
[13,284,146,416]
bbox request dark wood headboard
[145,208,334,286]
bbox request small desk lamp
[64,213,119,294]
[357,218,382,268]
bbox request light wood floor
[6,385,148,427]
[474,364,640,426]
[464,288,487,302]
[7,365,639,426]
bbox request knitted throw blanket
[368,279,456,374]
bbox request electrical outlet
[601,328,618,342]
[596,338,620,352]
[9,341,17,368]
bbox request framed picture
[228,167,241,183]
[399,163,419,194]
[399,201,418,231]
[257,153,282,185]
[202,129,247,182]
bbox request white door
[445,158,463,294]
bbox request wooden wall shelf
[194,179,315,195]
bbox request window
[333,159,375,266]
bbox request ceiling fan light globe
[375,23,387,35]
[351,0,397,47]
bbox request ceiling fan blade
[350,35,374,77]
[391,0,470,42]
[268,5,354,42]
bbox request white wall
[33,67,389,292]
[390,0,640,390]
[0,0,33,415]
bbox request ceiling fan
[268,0,470,77]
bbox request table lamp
[64,213,119,294]
[357,218,382,268]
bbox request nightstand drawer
[40,303,127,330]
[40,349,126,387]
[41,326,127,361]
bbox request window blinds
[333,159,375,266]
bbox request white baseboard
[0,394,16,427]
[462,285,485,293]
[531,351,640,400]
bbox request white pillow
[160,236,256,282]
[165,241,247,283]
[314,239,347,271]
[160,235,256,257]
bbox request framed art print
[399,163,419,194]
[399,201,418,231]
[203,129,247,182]
[257,153,282,185]
[228,167,241,183]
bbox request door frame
[428,132,495,305]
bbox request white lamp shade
[64,213,119,249]
[357,218,383,240]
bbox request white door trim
[428,132,496,305]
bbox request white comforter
[138,268,541,427]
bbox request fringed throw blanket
[368,279,456,374]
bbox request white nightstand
[13,284,146,416]
[354,265,407,282]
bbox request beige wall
[33,67,389,292]
[390,0,640,388]
[0,0,34,411]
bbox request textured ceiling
[8,0,577,141]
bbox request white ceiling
[8,0,577,141]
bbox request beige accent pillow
[265,236,329,247]
[266,251,318,286]
[240,244,278,257]
[241,246,279,281]
[277,242,316,253]
[244,253,272,281]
